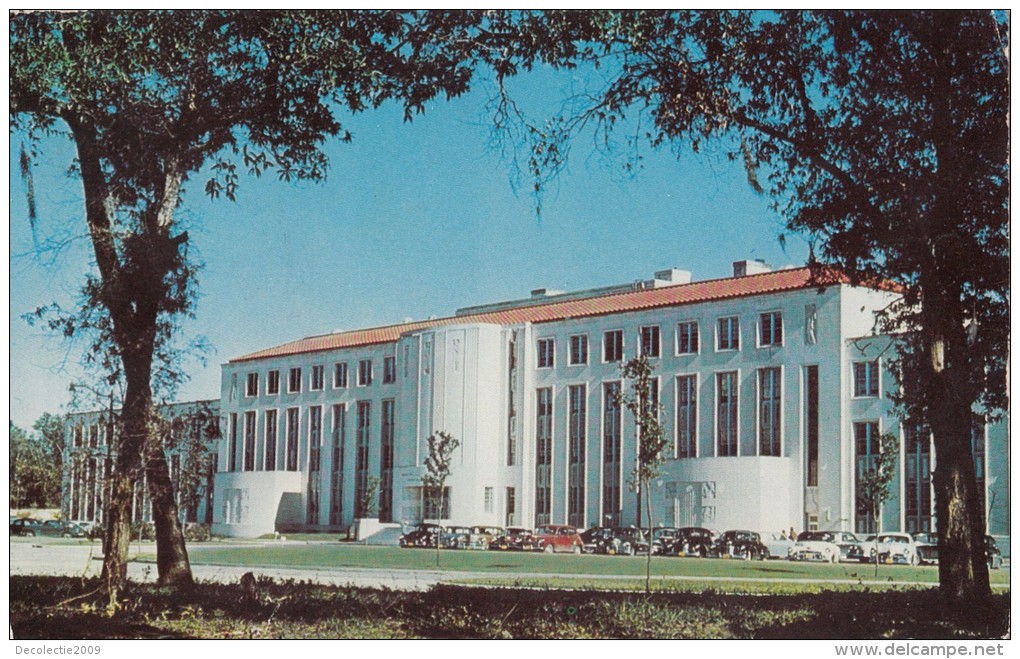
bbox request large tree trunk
[146,443,194,585]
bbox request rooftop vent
[653,268,693,286]
[530,288,565,299]
[733,259,772,277]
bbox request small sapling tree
[856,431,899,576]
[423,431,459,567]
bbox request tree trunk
[145,444,193,585]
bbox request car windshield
[799,532,834,542]
[879,535,907,543]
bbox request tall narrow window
[507,335,518,466]
[717,317,740,351]
[677,321,699,355]
[676,375,697,458]
[286,408,300,471]
[383,356,396,384]
[568,334,588,365]
[568,384,586,528]
[307,406,322,524]
[484,486,494,513]
[904,423,932,533]
[229,413,239,472]
[245,372,259,397]
[334,362,348,388]
[537,338,555,368]
[854,421,880,534]
[853,361,879,397]
[759,311,783,347]
[288,367,302,393]
[379,400,395,522]
[602,382,622,527]
[358,360,373,386]
[243,411,256,471]
[354,401,371,517]
[264,409,278,471]
[758,368,781,456]
[311,365,325,390]
[329,404,346,526]
[806,366,819,486]
[267,370,280,395]
[716,372,738,456]
[640,326,661,358]
[505,487,516,527]
[534,387,553,527]
[603,330,624,362]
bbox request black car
[651,527,680,555]
[713,530,768,560]
[399,523,442,548]
[592,527,649,556]
[489,527,537,551]
[986,535,1003,570]
[674,527,715,557]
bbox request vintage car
[674,527,716,557]
[913,532,939,565]
[790,531,865,563]
[398,523,442,548]
[761,532,795,560]
[467,526,502,550]
[579,526,608,554]
[869,532,921,565]
[533,524,584,554]
[10,518,87,538]
[985,536,1003,570]
[489,527,537,551]
[651,527,680,555]
[590,527,649,556]
[713,530,768,560]
[440,525,472,549]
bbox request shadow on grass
[10,576,1009,640]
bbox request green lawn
[159,543,1010,588]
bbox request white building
[211,260,1007,540]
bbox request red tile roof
[231,265,852,363]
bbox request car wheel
[543,543,554,554]
[760,548,770,560]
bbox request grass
[156,543,1010,587]
[10,576,1009,639]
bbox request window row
[243,356,397,396]
[535,312,787,368]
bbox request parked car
[10,518,45,537]
[674,527,716,557]
[467,526,502,550]
[790,531,866,563]
[580,527,609,554]
[440,525,472,549]
[985,535,1003,570]
[913,532,939,565]
[533,524,584,554]
[869,532,921,565]
[651,527,680,555]
[761,532,795,560]
[713,530,768,560]
[399,523,442,548]
[9,518,86,538]
[489,527,537,551]
[591,527,649,556]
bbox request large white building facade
[209,261,1008,540]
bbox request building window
[330,404,346,526]
[854,421,880,534]
[379,400,395,522]
[534,387,553,527]
[267,370,280,395]
[717,317,740,351]
[505,487,516,527]
[507,335,518,466]
[537,338,555,368]
[640,325,660,358]
[568,334,588,366]
[853,361,879,397]
[383,356,396,384]
[243,411,256,471]
[484,487,494,513]
[603,330,624,363]
[568,384,586,528]
[716,372,738,456]
[354,401,371,518]
[759,311,783,347]
[805,366,819,487]
[334,362,348,388]
[229,413,239,472]
[904,423,932,533]
[677,321,699,355]
[676,375,697,458]
[307,406,322,524]
[264,409,278,471]
[286,408,300,471]
[245,372,258,397]
[758,368,781,456]
[288,367,302,393]
[310,365,324,390]
[602,382,622,527]
[358,359,373,387]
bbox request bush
[131,521,156,541]
[184,523,211,543]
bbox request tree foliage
[423,431,459,566]
[485,8,1006,607]
[10,419,63,509]
[855,431,899,576]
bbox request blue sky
[8,66,807,428]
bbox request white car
[762,532,795,560]
[868,532,921,565]
[788,531,841,562]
